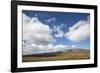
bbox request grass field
[22,49,90,62]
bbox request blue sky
[22,10,90,51]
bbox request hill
[22,49,90,62]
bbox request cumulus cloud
[23,13,31,24]
[65,17,90,42]
[23,13,53,45]
[23,43,67,55]
[44,44,66,53]
[53,24,64,38]
[23,39,67,55]
[22,13,67,55]
[55,30,64,38]
[22,13,53,55]
[23,43,46,55]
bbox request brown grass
[22,50,90,62]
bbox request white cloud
[65,18,90,42]
[71,45,77,48]
[55,30,64,38]
[23,13,53,45]
[23,44,46,55]
[23,13,31,24]
[53,24,64,38]
[46,18,56,22]
[23,43,67,55]
[54,44,66,51]
[22,13,68,55]
[22,13,53,55]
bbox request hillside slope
[22,49,90,62]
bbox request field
[22,49,90,62]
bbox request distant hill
[22,48,90,62]
[23,51,62,57]
[66,49,89,52]
[23,48,89,56]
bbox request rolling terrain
[22,49,90,62]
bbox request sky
[22,10,90,55]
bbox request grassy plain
[22,49,90,62]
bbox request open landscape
[22,49,90,62]
[22,11,90,63]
